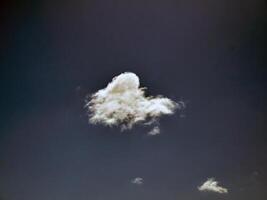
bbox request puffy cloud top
[86,72,179,130]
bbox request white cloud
[147,126,160,136]
[86,72,179,130]
[131,177,143,185]
[198,178,228,194]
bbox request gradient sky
[1,0,267,200]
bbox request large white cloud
[86,72,179,130]
[198,178,228,194]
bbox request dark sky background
[1,0,267,199]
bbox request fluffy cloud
[147,126,160,136]
[86,72,179,130]
[198,178,228,194]
[131,177,143,185]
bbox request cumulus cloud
[131,177,143,185]
[86,72,179,130]
[147,126,160,136]
[198,178,228,194]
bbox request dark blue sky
[1,0,267,199]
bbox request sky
[0,0,267,199]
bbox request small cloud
[86,72,178,130]
[131,177,143,185]
[252,171,259,177]
[147,126,160,136]
[177,100,186,110]
[198,178,228,194]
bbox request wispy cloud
[131,177,144,185]
[86,72,180,131]
[198,178,228,194]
